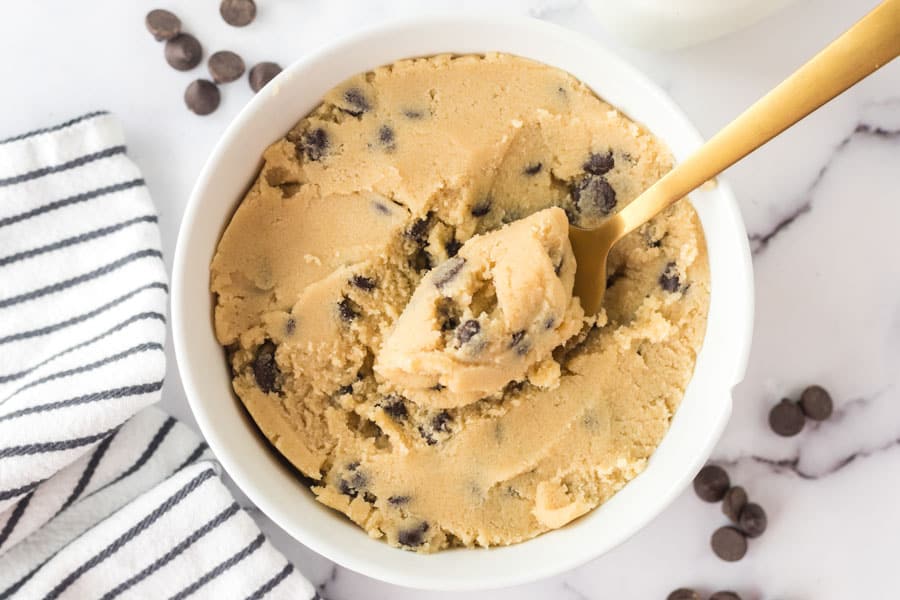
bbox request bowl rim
[172,13,754,591]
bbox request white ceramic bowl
[172,15,754,591]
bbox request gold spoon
[572,0,900,314]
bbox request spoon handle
[613,0,900,238]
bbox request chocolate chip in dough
[381,396,409,421]
[659,261,681,292]
[405,214,432,242]
[165,33,203,71]
[471,199,492,217]
[342,88,371,116]
[572,174,617,217]
[398,522,429,547]
[722,486,748,524]
[769,398,805,436]
[523,162,543,175]
[248,61,282,92]
[800,384,833,421]
[388,495,410,506]
[710,592,742,600]
[252,340,280,394]
[220,0,256,27]
[667,589,700,600]
[433,257,465,289]
[184,79,220,116]
[711,526,748,562]
[145,9,180,41]
[693,465,730,502]
[351,275,376,291]
[378,125,396,150]
[455,320,481,345]
[738,502,767,538]
[583,150,615,175]
[208,50,245,83]
[298,127,328,161]
[338,296,359,321]
[431,411,452,433]
[445,238,463,258]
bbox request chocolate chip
[710,592,742,600]
[342,88,371,116]
[284,317,296,336]
[378,125,395,150]
[436,298,461,331]
[432,411,452,432]
[338,465,367,498]
[184,80,220,116]
[381,396,408,421]
[659,261,681,292]
[248,61,282,92]
[445,238,462,258]
[583,150,615,175]
[220,0,256,27]
[410,247,432,273]
[298,127,329,161]
[711,526,748,562]
[432,383,445,391]
[398,522,429,547]
[388,495,410,506]
[738,502,767,538]
[544,316,555,329]
[405,214,432,242]
[208,50,245,83]
[693,465,730,502]
[418,426,437,445]
[456,319,480,345]
[471,199,492,217]
[363,492,377,504]
[351,275,376,291]
[433,257,465,289]
[769,398,805,436]
[253,340,280,394]
[722,486,748,524]
[337,384,353,395]
[509,330,528,355]
[523,162,543,175]
[403,109,424,119]
[338,296,359,321]
[667,589,700,600]
[165,34,202,71]
[145,9,180,41]
[800,385,833,421]
[572,174,616,217]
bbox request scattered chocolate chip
[711,526,748,562]
[220,0,256,27]
[710,592,742,600]
[405,214,432,242]
[471,199,492,217]
[338,296,359,321]
[436,297,461,331]
[583,150,615,175]
[456,320,481,345]
[432,383,445,391]
[337,384,353,395]
[418,426,437,445]
[445,238,463,258]
[693,465,730,502]
[378,125,395,149]
[372,201,391,215]
[248,61,282,92]
[509,330,528,355]
[298,127,329,161]
[738,502,767,538]
[572,174,617,217]
[253,340,280,394]
[363,491,377,504]
[284,317,296,336]
[433,257,465,289]
[165,33,203,71]
[351,275,376,291]
[184,79,220,115]
[342,88,371,116]
[410,247,432,273]
[145,9,181,41]
[432,411,452,432]
[722,486,748,524]
[381,396,408,421]
[403,109,424,119]
[769,398,805,436]
[544,316,555,329]
[208,50,245,83]
[523,162,543,176]
[667,589,700,600]
[398,522,429,547]
[388,495,410,506]
[505,380,526,394]
[800,385,833,421]
[338,466,367,498]
[659,261,681,292]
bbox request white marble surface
[2,1,899,598]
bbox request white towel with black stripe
[0,113,317,599]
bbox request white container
[587,0,801,50]
[172,15,754,591]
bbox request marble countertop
[2,1,898,598]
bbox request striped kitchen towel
[0,112,316,599]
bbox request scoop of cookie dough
[376,207,587,408]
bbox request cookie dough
[211,53,710,552]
